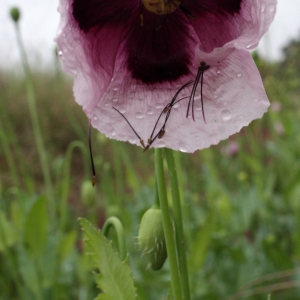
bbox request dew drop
[261,3,265,12]
[268,4,275,12]
[118,107,126,114]
[113,87,118,92]
[236,72,242,78]
[112,98,118,103]
[216,69,221,75]
[147,109,154,115]
[58,50,63,57]
[129,137,136,144]
[155,104,163,109]
[173,102,179,109]
[246,44,252,49]
[92,115,98,121]
[221,109,232,121]
[136,111,143,119]
[104,102,109,107]
[179,143,187,153]
[195,101,202,111]
[110,129,116,136]
[156,140,165,148]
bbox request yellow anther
[142,0,180,15]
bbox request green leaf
[24,196,49,259]
[56,230,77,262]
[188,214,215,271]
[79,218,137,300]
[0,210,19,251]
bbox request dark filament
[145,80,193,150]
[113,107,146,149]
[88,121,96,186]
[186,62,210,122]
[179,5,195,19]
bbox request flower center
[142,0,181,15]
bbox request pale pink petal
[56,0,275,153]
[87,49,268,153]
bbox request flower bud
[138,207,167,271]
[10,7,20,23]
[80,180,96,206]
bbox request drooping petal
[188,0,277,52]
[87,49,269,153]
[56,0,276,153]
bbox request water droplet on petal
[216,69,221,75]
[92,115,98,121]
[246,44,252,49]
[173,103,179,109]
[261,4,266,12]
[156,140,165,148]
[129,137,136,144]
[112,98,118,103]
[147,109,154,115]
[236,72,242,78]
[58,50,63,57]
[179,143,187,153]
[155,104,163,109]
[113,87,118,92]
[118,107,126,114]
[268,4,275,12]
[110,129,116,136]
[195,101,202,111]
[221,109,232,121]
[136,111,143,119]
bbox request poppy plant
[56,0,276,153]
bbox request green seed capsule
[138,207,167,271]
[10,7,20,23]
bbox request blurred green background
[1,13,300,300]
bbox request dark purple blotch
[72,0,242,84]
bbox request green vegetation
[1,25,300,299]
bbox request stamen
[145,80,193,150]
[179,5,195,19]
[113,107,145,149]
[88,121,96,186]
[147,80,193,145]
[186,62,210,122]
[139,0,144,26]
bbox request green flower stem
[103,217,127,261]
[165,148,191,300]
[0,118,20,189]
[155,148,182,300]
[0,96,34,192]
[60,141,89,229]
[13,22,54,218]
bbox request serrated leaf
[79,218,137,300]
[164,283,173,300]
[24,196,49,259]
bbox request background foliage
[1,31,300,299]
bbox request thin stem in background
[165,148,191,300]
[13,22,55,219]
[155,148,183,300]
[0,118,20,189]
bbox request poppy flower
[56,0,276,153]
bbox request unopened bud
[138,207,167,271]
[10,7,20,23]
[80,180,96,206]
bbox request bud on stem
[138,206,167,271]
